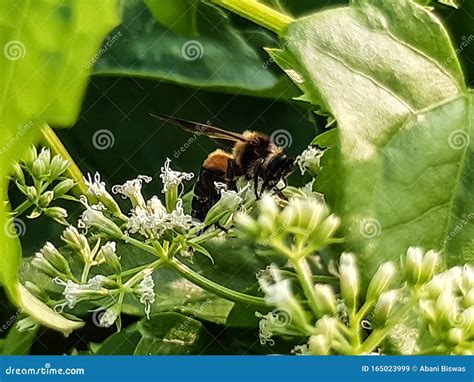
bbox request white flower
[77,196,106,229]
[112,175,152,208]
[136,269,156,319]
[84,172,107,196]
[54,275,108,309]
[99,304,121,328]
[127,196,193,238]
[160,158,194,193]
[84,172,123,216]
[258,265,293,306]
[168,199,193,230]
[295,146,324,175]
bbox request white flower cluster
[160,158,194,193]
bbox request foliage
[0,0,472,356]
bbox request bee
[151,114,294,221]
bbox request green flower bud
[435,287,456,327]
[24,281,51,302]
[37,147,51,167]
[31,253,63,278]
[98,242,121,275]
[339,253,360,312]
[204,189,242,226]
[53,179,75,197]
[462,307,474,336]
[11,162,25,184]
[61,226,89,252]
[419,250,440,284]
[24,146,38,168]
[308,334,330,355]
[257,215,276,238]
[366,262,397,302]
[25,186,38,201]
[49,155,69,179]
[39,242,71,276]
[16,317,39,332]
[313,284,337,317]
[44,206,68,225]
[31,158,48,179]
[419,299,437,322]
[234,212,260,238]
[311,215,340,246]
[38,191,54,208]
[463,290,474,308]
[372,290,398,329]
[405,247,423,285]
[447,328,464,345]
[259,194,279,221]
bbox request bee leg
[226,158,238,190]
[216,224,229,233]
[253,159,265,199]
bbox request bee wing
[150,113,246,143]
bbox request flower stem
[125,236,269,307]
[40,123,89,196]
[169,258,268,308]
[292,258,320,319]
[209,0,293,35]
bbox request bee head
[267,154,294,180]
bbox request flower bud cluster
[11,147,73,224]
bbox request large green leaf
[0,320,38,355]
[270,0,472,279]
[134,312,204,355]
[93,0,292,96]
[0,0,120,334]
[145,0,198,36]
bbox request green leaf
[95,324,142,355]
[0,319,38,355]
[134,312,203,355]
[271,0,472,280]
[93,0,286,95]
[145,0,198,36]
[0,0,120,334]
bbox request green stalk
[40,123,88,196]
[169,258,269,308]
[209,0,293,35]
[292,258,320,319]
[126,236,268,307]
